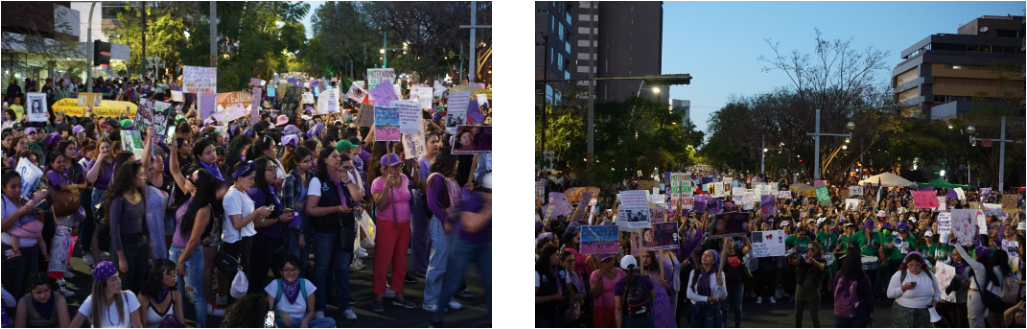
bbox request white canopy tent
[858,173,917,188]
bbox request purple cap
[380,153,402,167]
[72,125,85,135]
[45,132,62,146]
[283,125,301,136]
[25,127,38,135]
[281,135,299,148]
[93,261,118,281]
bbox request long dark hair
[143,259,177,299]
[315,148,350,182]
[220,294,269,328]
[429,145,457,178]
[104,162,144,223]
[283,146,312,175]
[180,169,221,235]
[985,249,1011,287]
[247,134,275,161]
[536,245,559,273]
[44,151,64,175]
[192,139,215,164]
[225,135,252,170]
[250,157,280,218]
[368,141,389,185]
[836,247,866,281]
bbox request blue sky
[662,1,1025,134]
[301,1,328,39]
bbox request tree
[106,2,189,79]
[214,1,309,91]
[300,2,378,81]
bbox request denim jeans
[1,244,39,299]
[722,284,744,328]
[432,237,492,323]
[690,303,722,328]
[276,317,336,328]
[423,217,453,306]
[169,246,207,328]
[312,231,353,313]
[834,307,870,328]
[282,212,312,278]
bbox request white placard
[25,93,48,122]
[618,190,652,229]
[849,186,864,196]
[15,157,44,199]
[845,198,860,211]
[750,230,787,258]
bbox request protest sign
[433,80,448,98]
[571,192,594,223]
[642,222,680,251]
[977,211,988,234]
[48,229,76,279]
[134,98,155,132]
[394,101,421,134]
[708,212,751,239]
[845,199,860,211]
[355,104,376,127]
[225,103,248,122]
[619,190,651,229]
[251,88,262,122]
[535,180,546,204]
[413,86,434,109]
[369,79,397,106]
[199,94,217,119]
[815,186,831,204]
[738,193,753,211]
[171,90,185,103]
[401,118,426,160]
[933,196,947,212]
[778,191,792,200]
[25,93,48,122]
[77,93,103,108]
[445,91,472,134]
[250,78,261,87]
[346,82,367,103]
[120,130,144,160]
[750,230,787,258]
[580,226,619,254]
[814,180,827,188]
[912,191,939,209]
[980,188,992,198]
[711,182,725,198]
[373,106,400,142]
[548,192,573,219]
[1001,195,1018,214]
[849,186,864,196]
[937,213,952,232]
[760,195,776,216]
[934,262,958,303]
[15,158,43,199]
[950,209,977,246]
[732,187,746,200]
[953,188,966,201]
[649,206,667,223]
[182,66,217,94]
[366,68,396,90]
[983,203,1005,219]
[149,100,172,141]
[681,196,694,210]
[451,126,491,155]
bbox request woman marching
[885,252,940,328]
[833,245,876,328]
[686,248,727,328]
[788,240,826,327]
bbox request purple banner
[761,195,777,216]
[199,94,217,120]
[947,188,958,200]
[919,186,935,191]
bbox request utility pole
[142,1,147,78]
[805,110,855,180]
[460,1,491,84]
[586,1,596,184]
[210,1,217,69]
[541,34,548,171]
[86,1,98,92]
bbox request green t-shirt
[816,231,838,254]
[853,230,882,257]
[837,234,854,254]
[786,235,812,254]
[885,236,917,261]
[921,243,951,265]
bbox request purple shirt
[426,174,450,223]
[456,189,490,245]
[418,158,432,182]
[172,199,193,249]
[248,187,285,238]
[108,196,148,252]
[88,159,116,190]
[46,170,68,191]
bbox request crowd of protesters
[1,74,492,328]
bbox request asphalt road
[719,297,895,328]
[61,246,490,328]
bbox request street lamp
[806,109,855,180]
[652,86,660,94]
[146,56,164,81]
[965,117,1012,191]
[761,135,783,176]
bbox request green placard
[815,186,831,204]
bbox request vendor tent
[858,173,917,188]
[917,177,970,189]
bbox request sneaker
[343,309,357,320]
[361,240,374,250]
[349,298,358,306]
[756,297,763,304]
[207,303,226,317]
[55,280,75,298]
[456,288,473,298]
[216,295,228,307]
[372,300,385,313]
[423,303,438,312]
[770,297,777,304]
[325,304,340,312]
[62,270,75,279]
[83,254,95,267]
[314,311,325,320]
[383,289,396,299]
[447,300,463,310]
[393,299,417,309]
[404,274,417,284]
[773,288,783,299]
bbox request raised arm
[168,141,192,195]
[142,127,154,174]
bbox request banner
[445,91,472,134]
[373,106,400,142]
[548,192,573,219]
[750,230,787,258]
[369,79,398,106]
[815,186,831,204]
[950,209,977,246]
[849,186,864,196]
[366,68,396,90]
[395,101,421,134]
[182,66,217,94]
[642,222,680,251]
[251,87,262,123]
[401,118,426,160]
[580,225,619,254]
[15,157,43,199]
[934,262,958,303]
[708,212,751,239]
[912,191,939,209]
[25,93,48,122]
[619,190,651,229]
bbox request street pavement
[61,246,490,328]
[699,296,895,328]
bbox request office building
[891,15,1025,119]
[670,99,690,123]
[536,1,575,105]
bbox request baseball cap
[924,231,934,237]
[620,255,637,270]
[335,139,359,152]
[380,153,402,167]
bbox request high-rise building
[670,99,690,124]
[891,15,1025,120]
[536,1,575,106]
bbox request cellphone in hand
[263,311,275,328]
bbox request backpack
[833,277,860,318]
[999,275,1022,305]
[625,279,651,318]
[274,279,308,306]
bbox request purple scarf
[31,292,55,320]
[281,279,302,305]
[694,250,721,304]
[953,260,969,275]
[154,288,170,304]
[200,160,225,181]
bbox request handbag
[999,275,1022,304]
[215,252,241,278]
[158,314,185,328]
[336,180,357,252]
[49,187,81,218]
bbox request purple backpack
[834,277,860,318]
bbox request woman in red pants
[370,153,419,312]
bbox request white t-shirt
[78,292,141,328]
[307,177,324,198]
[264,279,317,323]
[222,187,257,244]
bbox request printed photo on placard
[451,126,491,155]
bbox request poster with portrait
[707,212,751,239]
[445,91,471,134]
[450,126,491,155]
[401,118,427,160]
[25,93,48,122]
[580,225,619,255]
[750,230,787,258]
[642,222,680,251]
[373,106,400,142]
[618,190,651,229]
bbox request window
[558,23,564,41]
[565,41,570,53]
[557,53,563,70]
[996,29,1018,38]
[101,2,129,20]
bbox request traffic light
[93,40,111,67]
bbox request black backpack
[625,278,651,318]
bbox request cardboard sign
[708,212,751,239]
[548,192,573,219]
[849,186,864,196]
[778,191,792,200]
[366,68,396,90]
[373,106,400,142]
[15,157,43,199]
[619,190,652,229]
[445,91,472,134]
[845,198,860,211]
[934,262,958,303]
[182,66,217,94]
[25,93,48,122]
[580,226,619,254]
[395,100,421,134]
[1001,195,1019,213]
[912,191,939,209]
[413,86,434,109]
[401,118,427,160]
[120,130,145,160]
[815,186,831,204]
[355,104,376,127]
[369,79,398,106]
[750,230,787,258]
[77,93,103,107]
[642,222,680,251]
[950,209,978,246]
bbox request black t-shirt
[535,265,569,320]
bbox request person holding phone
[246,157,294,294]
[1,169,49,299]
[788,240,825,328]
[370,153,418,312]
[306,148,362,321]
[886,252,940,328]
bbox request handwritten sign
[779,191,792,200]
[815,186,831,204]
[580,226,619,254]
[849,186,864,196]
[225,103,249,122]
[395,100,421,134]
[15,158,43,199]
[369,79,398,106]
[366,68,396,90]
[445,91,472,134]
[182,66,217,94]
[413,86,434,109]
[950,209,977,246]
[619,190,652,229]
[934,262,958,303]
[937,213,952,234]
[977,211,988,234]
[373,106,400,142]
[910,191,939,209]
[750,230,787,258]
[401,118,426,160]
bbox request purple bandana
[31,293,55,320]
[199,160,225,181]
[281,279,302,305]
[154,288,170,304]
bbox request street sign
[981,139,993,147]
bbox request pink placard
[912,191,939,209]
[814,180,828,188]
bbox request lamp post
[761,134,783,176]
[966,116,1012,192]
[146,56,163,82]
[379,32,408,69]
[806,109,855,180]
